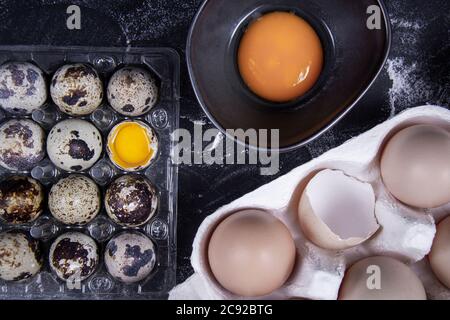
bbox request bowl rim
[186,0,392,153]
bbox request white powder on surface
[386,57,434,117]
[384,13,448,117]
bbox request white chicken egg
[0,231,43,281]
[0,119,46,171]
[49,175,101,225]
[49,232,99,282]
[0,62,47,115]
[50,63,103,116]
[47,119,102,172]
[107,67,158,117]
[104,232,156,284]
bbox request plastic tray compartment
[0,46,179,299]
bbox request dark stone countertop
[0,0,448,286]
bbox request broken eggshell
[298,169,380,250]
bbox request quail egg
[49,175,101,225]
[50,63,103,116]
[105,175,158,227]
[107,67,158,117]
[0,176,44,224]
[0,62,47,115]
[49,232,99,282]
[0,231,43,281]
[47,119,102,172]
[0,119,46,171]
[105,232,156,284]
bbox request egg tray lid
[0,45,180,300]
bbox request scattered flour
[386,58,434,117]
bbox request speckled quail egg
[107,67,158,117]
[50,63,103,116]
[0,176,44,224]
[0,231,43,281]
[49,232,99,282]
[47,119,102,172]
[0,119,46,171]
[0,62,47,115]
[105,232,156,284]
[49,175,101,225]
[105,175,158,227]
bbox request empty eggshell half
[298,169,379,250]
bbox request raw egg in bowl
[237,11,324,104]
[187,0,391,150]
[107,120,158,172]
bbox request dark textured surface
[0,0,448,286]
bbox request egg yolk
[238,11,324,103]
[108,122,154,169]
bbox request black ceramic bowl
[187,0,391,151]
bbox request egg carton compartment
[0,46,179,299]
[170,106,450,300]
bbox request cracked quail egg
[49,232,99,282]
[0,62,47,115]
[107,67,158,117]
[0,119,46,171]
[49,175,101,225]
[0,231,43,281]
[105,232,156,284]
[107,121,158,172]
[47,119,102,172]
[0,176,44,224]
[50,63,103,116]
[105,175,158,227]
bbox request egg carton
[0,46,179,299]
[170,105,450,300]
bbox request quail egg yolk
[108,122,154,169]
[238,11,324,103]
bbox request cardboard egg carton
[170,105,450,300]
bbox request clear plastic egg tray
[0,46,179,299]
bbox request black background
[0,0,448,286]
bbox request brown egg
[208,209,296,297]
[339,256,426,300]
[380,125,450,208]
[429,216,450,288]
